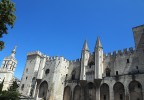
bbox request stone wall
[64,74,144,100]
[19,24,144,100]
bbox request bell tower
[0,46,17,90]
[1,46,17,72]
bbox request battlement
[104,47,135,58]
[46,56,69,62]
[27,51,78,63]
[27,51,43,56]
[46,56,81,63]
[69,58,81,63]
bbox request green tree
[0,90,20,100]
[0,79,4,93]
[0,0,16,50]
[0,81,20,100]
[8,81,19,91]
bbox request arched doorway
[113,82,125,100]
[85,82,96,100]
[63,86,71,100]
[73,85,81,100]
[38,81,48,100]
[129,81,143,100]
[100,83,110,100]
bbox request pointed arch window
[105,67,111,77]
[71,70,76,80]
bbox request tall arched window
[85,82,96,100]
[73,85,81,100]
[100,83,110,100]
[63,86,71,100]
[113,82,125,100]
[38,81,48,100]
[129,81,143,100]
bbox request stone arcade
[19,25,144,100]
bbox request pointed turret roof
[82,40,89,51]
[10,46,17,58]
[95,37,102,50]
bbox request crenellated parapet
[104,47,135,59]
[27,51,48,58]
[27,51,43,57]
[46,56,69,62]
[69,58,81,64]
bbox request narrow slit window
[138,83,141,88]
[127,59,129,63]
[116,71,118,75]
[136,66,138,69]
[21,84,24,90]
[136,66,139,73]
[26,68,28,73]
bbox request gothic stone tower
[0,46,17,90]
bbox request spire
[82,40,89,51]
[95,37,102,50]
[10,46,17,58]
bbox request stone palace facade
[19,25,144,100]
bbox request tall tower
[94,37,103,79]
[80,40,90,80]
[132,25,144,50]
[0,46,17,90]
[19,51,45,97]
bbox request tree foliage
[0,79,4,93]
[0,90,20,100]
[8,81,19,91]
[0,81,20,100]
[0,0,16,50]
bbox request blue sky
[0,0,144,79]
